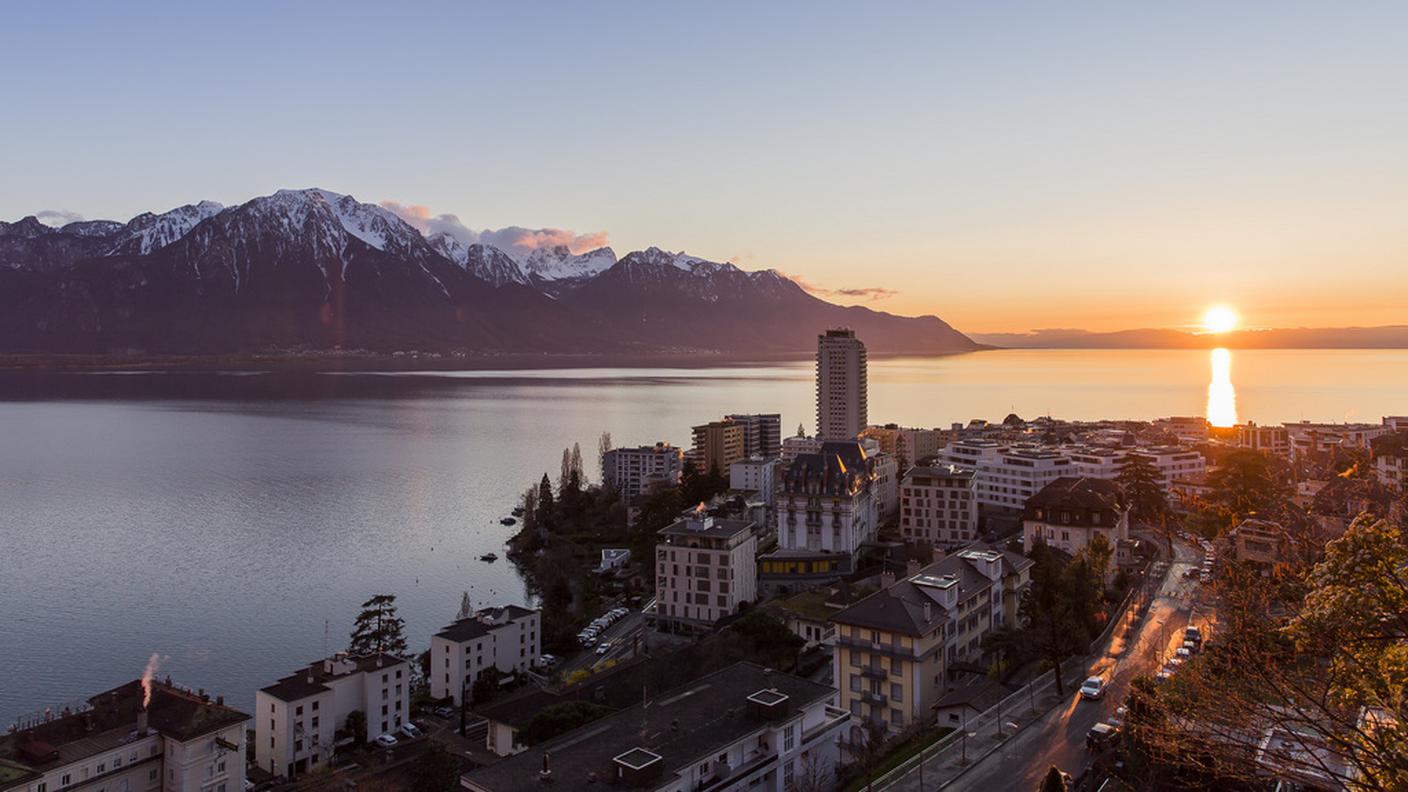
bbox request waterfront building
[603,442,684,502]
[1153,415,1210,444]
[816,329,867,441]
[461,662,849,792]
[899,463,978,550]
[725,413,783,459]
[762,440,877,591]
[655,513,758,633]
[430,605,541,705]
[1236,422,1290,455]
[1021,477,1130,558]
[1284,421,1392,461]
[691,419,746,476]
[828,544,1032,738]
[256,653,408,779]
[0,680,248,792]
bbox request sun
[1201,304,1239,334]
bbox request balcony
[860,690,888,706]
[802,705,851,745]
[860,665,887,680]
[837,634,919,659]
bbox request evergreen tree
[559,448,573,492]
[597,431,613,481]
[456,591,473,621]
[1116,453,1167,523]
[536,474,555,531]
[1208,449,1284,519]
[1038,766,1069,792]
[349,594,408,656]
[570,442,585,484]
[1019,543,1087,695]
[411,742,462,791]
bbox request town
[3,329,1405,792]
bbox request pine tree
[1116,453,1167,523]
[1038,766,1069,792]
[570,443,585,484]
[456,591,473,621]
[349,594,408,656]
[536,474,556,532]
[558,448,572,492]
[597,431,613,482]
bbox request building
[1284,421,1391,461]
[655,513,759,633]
[1230,518,1290,576]
[730,457,780,502]
[762,440,877,591]
[255,652,410,779]
[781,434,823,462]
[725,413,783,459]
[1021,477,1131,558]
[603,442,684,501]
[691,420,746,476]
[899,463,978,550]
[1375,446,1407,494]
[860,424,942,470]
[871,451,899,522]
[1236,422,1290,455]
[0,680,248,792]
[937,440,1075,512]
[461,663,849,792]
[828,544,1033,738]
[597,547,632,574]
[1153,416,1210,444]
[1065,445,1206,492]
[816,329,867,441]
[430,605,540,705]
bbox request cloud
[782,272,898,302]
[380,200,608,259]
[35,209,84,226]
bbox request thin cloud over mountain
[783,272,898,302]
[380,200,609,259]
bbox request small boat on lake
[500,517,517,526]
[480,553,499,562]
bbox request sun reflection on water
[1206,347,1238,427]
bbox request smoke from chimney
[141,653,163,710]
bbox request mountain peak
[521,245,617,281]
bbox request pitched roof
[1024,476,1127,517]
[783,440,872,496]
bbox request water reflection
[1206,347,1238,427]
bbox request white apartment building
[1022,477,1131,560]
[430,605,540,705]
[602,442,684,501]
[725,413,783,459]
[868,447,899,522]
[655,515,758,633]
[1237,422,1290,455]
[900,464,979,550]
[763,441,877,590]
[1284,421,1392,460]
[781,434,823,462]
[0,680,247,792]
[1153,416,1210,444]
[1065,445,1206,492]
[816,328,867,441]
[860,424,942,469]
[256,653,410,779]
[730,457,780,503]
[937,440,1074,512]
[461,663,849,792]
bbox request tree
[598,431,613,482]
[1019,542,1092,696]
[1117,453,1167,523]
[519,701,614,746]
[570,442,585,485]
[1080,532,1114,588]
[536,474,556,532]
[344,710,367,745]
[456,591,473,621]
[471,667,502,703]
[411,742,462,792]
[559,448,573,492]
[1208,449,1285,519]
[349,594,408,656]
[1037,766,1069,792]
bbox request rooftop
[659,514,755,540]
[260,653,408,703]
[1024,476,1128,517]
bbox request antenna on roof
[323,619,329,661]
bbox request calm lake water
[2,348,1405,722]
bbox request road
[556,607,646,677]
[945,537,1214,791]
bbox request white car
[1079,676,1106,700]
[596,641,612,656]
[374,733,398,748]
[399,723,421,739]
[1175,646,1192,659]
[538,654,558,668]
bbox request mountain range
[969,326,1408,349]
[0,189,976,358]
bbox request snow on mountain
[520,244,617,281]
[60,220,124,237]
[108,200,225,255]
[426,233,529,286]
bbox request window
[296,705,304,716]
[312,700,319,711]
[381,705,388,716]
[849,674,861,692]
[783,724,796,752]
[891,683,903,702]
[783,760,795,789]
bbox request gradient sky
[4,2,1406,333]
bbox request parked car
[537,654,558,669]
[399,723,422,739]
[1079,676,1106,700]
[433,705,455,718]
[1182,640,1199,654]
[374,733,398,748]
[1087,722,1121,751]
[1184,626,1203,644]
[596,641,612,656]
[1176,646,1192,659]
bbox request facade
[725,413,783,459]
[1065,446,1207,492]
[871,451,899,522]
[1021,477,1131,558]
[461,663,850,792]
[1236,422,1290,455]
[256,653,410,779]
[729,457,780,502]
[1375,451,1406,494]
[430,605,541,705]
[1231,518,1290,576]
[829,544,1033,738]
[937,440,1075,512]
[860,424,942,470]
[1284,421,1390,460]
[691,420,746,476]
[1153,416,1210,444]
[781,434,823,462]
[0,681,247,792]
[762,441,877,591]
[655,514,759,633]
[899,464,978,550]
[816,329,868,441]
[603,442,684,501]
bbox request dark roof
[435,619,492,643]
[462,663,834,792]
[260,653,409,703]
[659,515,754,540]
[783,440,872,497]
[904,463,976,482]
[1024,476,1127,518]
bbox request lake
[2,347,1405,723]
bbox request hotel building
[816,329,867,441]
[761,440,877,591]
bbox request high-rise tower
[815,328,867,440]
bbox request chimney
[923,602,932,622]
[136,710,149,736]
[539,751,553,783]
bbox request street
[555,606,647,677]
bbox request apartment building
[603,442,684,501]
[871,451,899,522]
[1230,518,1290,576]
[729,457,780,502]
[1284,421,1391,460]
[461,663,849,792]
[725,413,783,459]
[1021,477,1131,558]
[1236,422,1290,455]
[691,420,746,475]
[781,434,823,462]
[936,440,1074,512]
[1153,415,1210,444]
[828,545,1033,737]
[430,605,541,705]
[0,680,248,792]
[1065,445,1207,491]
[762,440,877,591]
[1375,449,1406,494]
[860,424,942,470]
[899,463,978,550]
[655,514,758,633]
[256,653,409,779]
[816,329,868,440]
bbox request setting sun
[1201,304,1239,334]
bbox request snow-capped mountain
[0,188,977,357]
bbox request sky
[4,1,1406,333]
